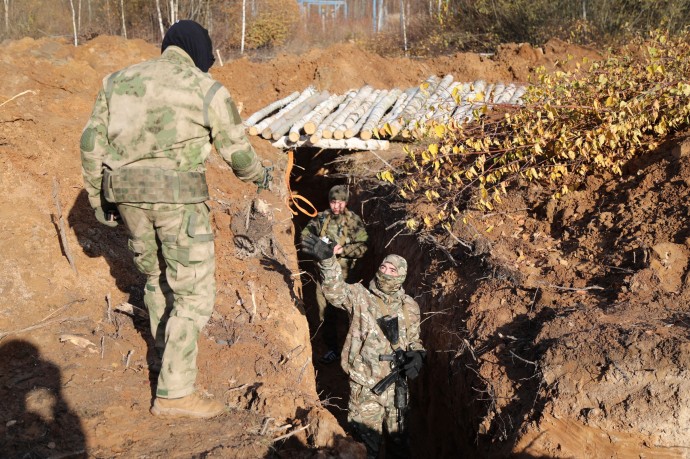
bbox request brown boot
[150,393,225,418]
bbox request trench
[288,147,483,457]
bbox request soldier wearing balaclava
[302,236,425,458]
[80,19,272,419]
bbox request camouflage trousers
[118,202,216,399]
[315,260,356,351]
[348,381,409,459]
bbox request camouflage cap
[328,185,349,202]
[381,254,407,280]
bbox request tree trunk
[119,0,127,38]
[4,0,9,34]
[245,91,301,129]
[69,0,78,46]
[241,0,246,55]
[155,0,165,40]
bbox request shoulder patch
[80,127,96,152]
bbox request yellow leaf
[428,143,439,157]
[434,125,446,137]
[406,219,418,230]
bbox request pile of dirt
[2,32,678,458]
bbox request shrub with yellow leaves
[379,30,690,234]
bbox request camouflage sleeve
[405,296,425,352]
[207,85,264,184]
[340,213,369,259]
[318,256,355,314]
[80,88,110,209]
[300,215,321,243]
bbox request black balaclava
[161,20,215,72]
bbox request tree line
[2,0,690,55]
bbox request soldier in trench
[301,184,369,364]
[302,235,425,458]
[80,20,271,418]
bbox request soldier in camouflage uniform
[301,185,368,364]
[80,20,270,419]
[302,235,425,458]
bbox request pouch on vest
[102,167,209,204]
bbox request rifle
[371,315,409,432]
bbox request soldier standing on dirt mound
[80,20,271,419]
[301,184,369,364]
[302,235,425,458]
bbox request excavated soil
[2,33,687,458]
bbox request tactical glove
[403,350,425,380]
[302,233,335,261]
[255,165,273,191]
[94,202,120,228]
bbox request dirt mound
[2,33,667,458]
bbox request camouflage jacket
[319,256,424,388]
[80,45,263,208]
[301,209,368,266]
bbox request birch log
[273,135,390,151]
[264,90,329,141]
[389,76,440,137]
[342,89,382,138]
[360,88,401,140]
[315,90,356,141]
[303,94,345,135]
[244,91,300,128]
[287,91,332,142]
[330,86,374,140]
[508,86,527,105]
[378,88,414,136]
[494,83,516,104]
[249,87,315,136]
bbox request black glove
[255,165,273,191]
[403,350,425,380]
[94,201,120,228]
[302,233,335,261]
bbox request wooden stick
[247,281,257,323]
[342,88,382,138]
[39,298,85,323]
[272,423,310,443]
[269,90,330,141]
[0,316,89,341]
[314,90,356,141]
[0,89,36,109]
[330,85,374,140]
[52,177,77,274]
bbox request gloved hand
[94,202,120,228]
[402,350,425,380]
[302,233,335,261]
[255,165,273,192]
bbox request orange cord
[285,149,317,217]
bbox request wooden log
[343,89,383,138]
[425,81,462,125]
[316,90,357,141]
[389,75,441,137]
[490,83,506,103]
[406,74,455,130]
[303,94,345,135]
[286,91,332,142]
[244,91,300,128]
[330,86,374,140]
[265,90,329,141]
[508,86,527,105]
[251,87,316,137]
[494,83,516,104]
[378,88,416,137]
[359,88,401,140]
[272,135,390,151]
